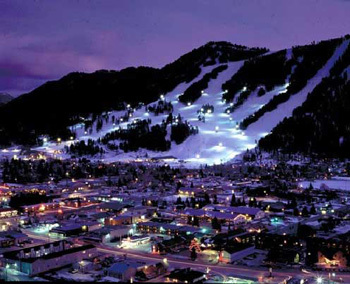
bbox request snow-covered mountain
[1,36,350,165]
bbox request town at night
[1,1,350,283]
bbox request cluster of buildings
[0,159,349,282]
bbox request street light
[316,277,323,284]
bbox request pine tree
[230,194,236,206]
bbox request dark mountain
[0,93,13,105]
[2,35,350,159]
[259,38,350,158]
[0,41,267,146]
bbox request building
[203,205,266,220]
[219,246,255,263]
[49,223,88,237]
[137,221,202,236]
[107,262,138,281]
[0,208,18,218]
[167,268,206,284]
[2,240,97,276]
[83,225,131,243]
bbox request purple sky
[1,0,350,96]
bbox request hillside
[259,36,350,157]
[0,42,266,146]
[1,36,350,165]
[0,93,13,105]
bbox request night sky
[1,0,350,96]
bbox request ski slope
[29,39,350,167]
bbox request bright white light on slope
[242,86,247,91]
[260,132,270,137]
[215,126,219,132]
[218,142,223,147]
[226,110,230,114]
[230,103,233,106]
[196,154,200,159]
[187,102,191,106]
[160,95,164,100]
[232,133,248,141]
[207,109,212,114]
[201,90,204,94]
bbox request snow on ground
[246,39,350,134]
[299,178,350,191]
[26,40,350,167]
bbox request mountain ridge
[1,36,350,164]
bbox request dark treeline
[222,50,291,102]
[171,117,199,145]
[179,64,228,103]
[101,119,170,152]
[146,100,173,115]
[9,191,50,209]
[240,37,344,129]
[259,70,350,157]
[65,139,104,157]
[0,42,265,146]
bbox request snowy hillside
[1,37,350,166]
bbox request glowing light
[196,154,200,159]
[215,126,219,132]
[187,102,191,106]
[316,277,323,284]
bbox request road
[24,232,350,283]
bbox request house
[167,268,206,284]
[205,211,247,224]
[178,187,202,196]
[83,225,131,243]
[107,262,138,281]
[219,245,255,263]
[203,205,265,220]
[317,249,348,268]
[49,223,88,237]
[2,241,97,276]
[99,202,126,213]
[105,215,132,226]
